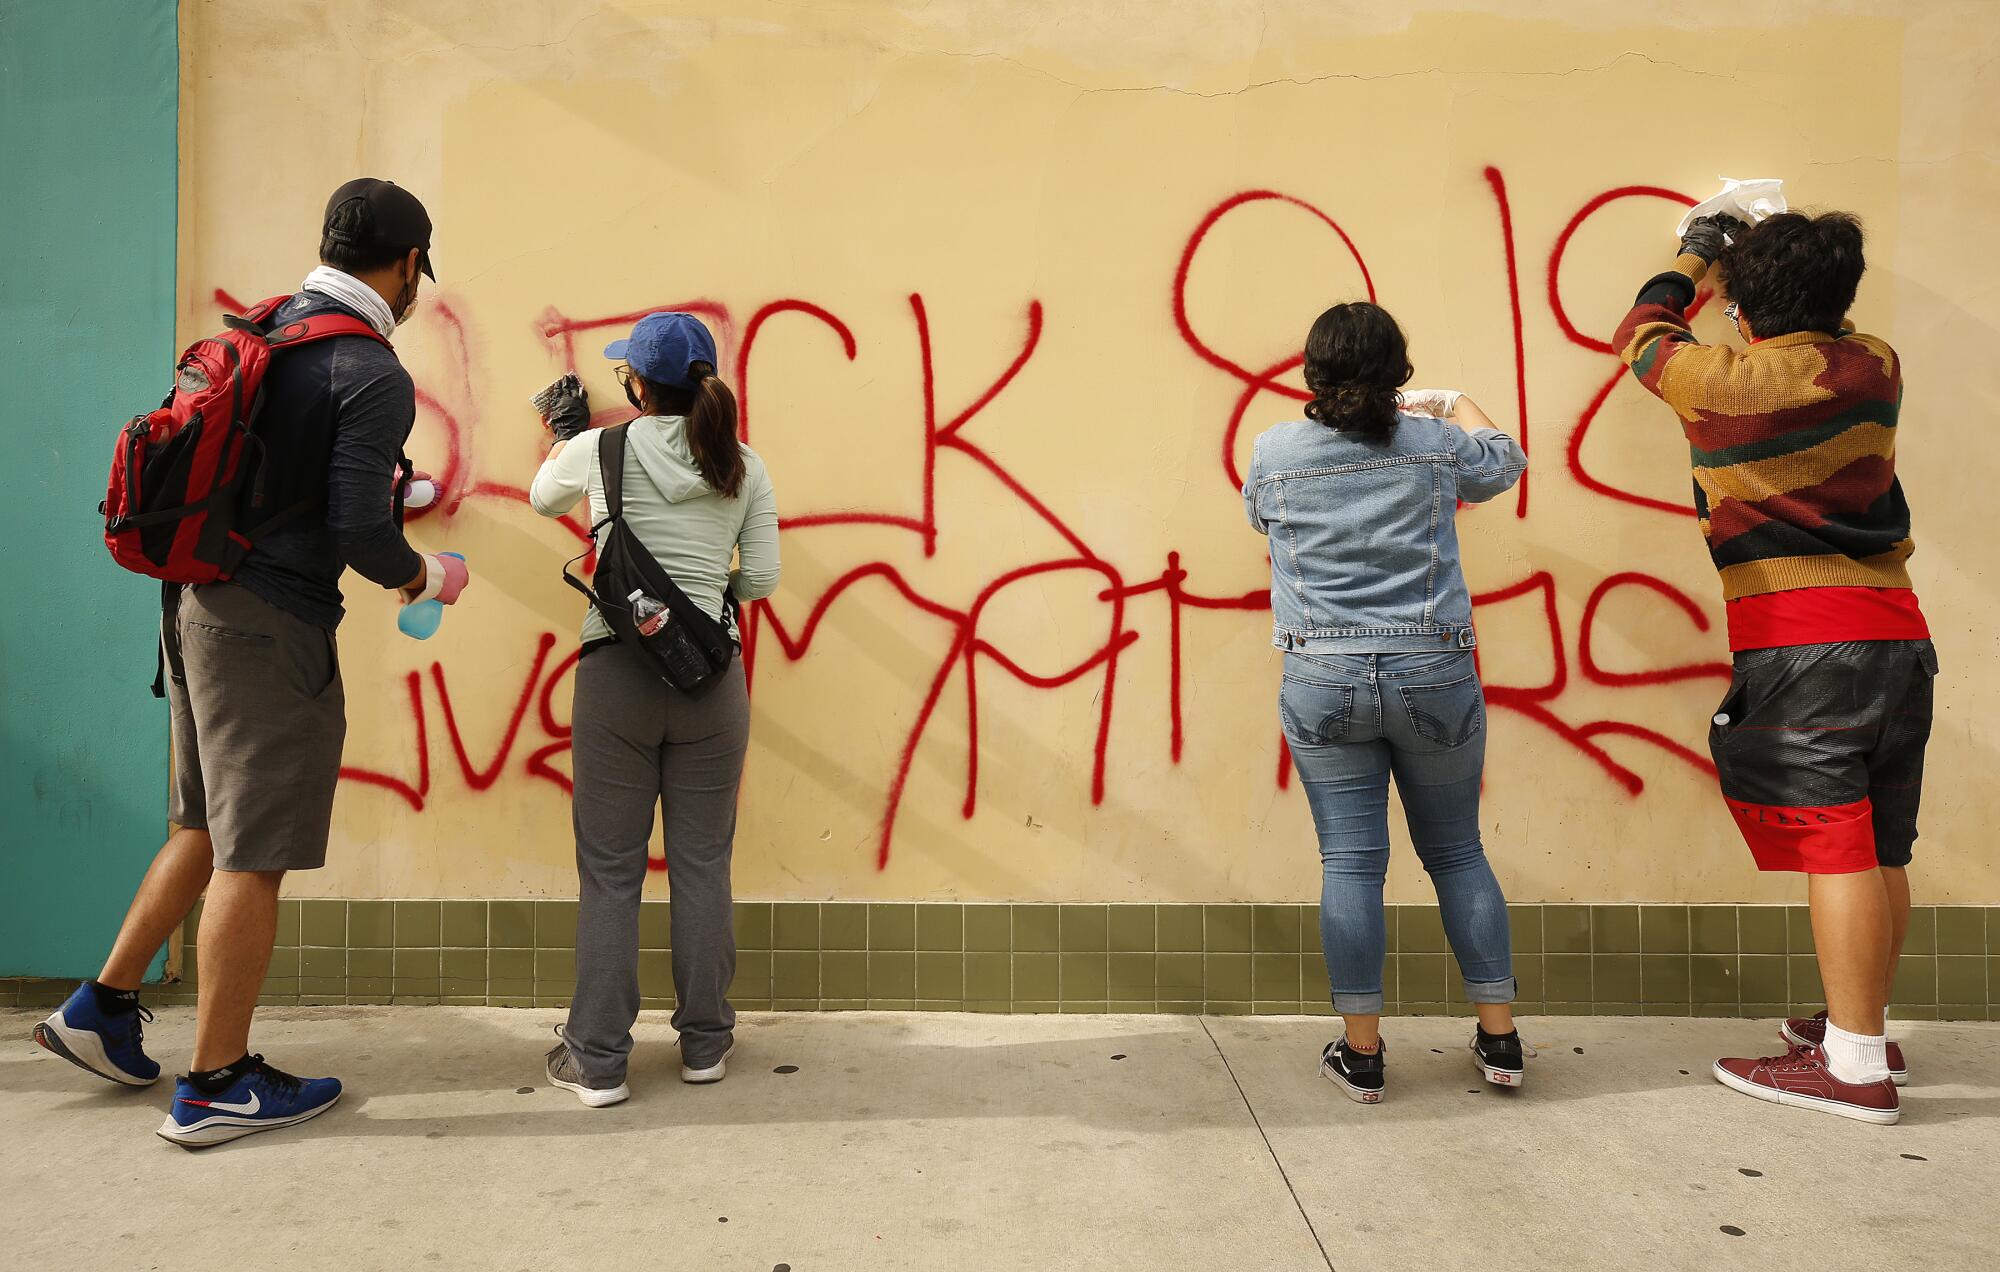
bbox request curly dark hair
[1302,302,1411,442]
[1717,211,1866,337]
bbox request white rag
[1675,176,1788,240]
[300,265,397,339]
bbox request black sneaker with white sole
[1470,1027,1525,1087]
[1320,1037,1386,1104]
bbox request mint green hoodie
[530,415,779,645]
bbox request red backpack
[102,295,389,583]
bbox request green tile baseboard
[2,902,1992,1020]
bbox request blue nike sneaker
[156,1055,342,1148]
[34,983,161,1086]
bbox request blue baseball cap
[603,312,717,389]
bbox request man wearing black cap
[33,179,471,1147]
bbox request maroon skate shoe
[1781,1012,1906,1086]
[1712,1044,1900,1125]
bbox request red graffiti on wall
[219,165,1735,870]
[1172,189,1370,496]
[1483,166,1532,520]
[1469,179,1728,792]
[1550,186,1715,518]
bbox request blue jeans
[1281,649,1515,1015]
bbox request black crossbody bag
[561,423,736,695]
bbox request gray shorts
[166,583,346,872]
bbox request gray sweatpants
[565,644,749,1083]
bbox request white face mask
[392,268,420,327]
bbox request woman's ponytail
[685,361,745,498]
[639,360,747,498]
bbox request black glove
[532,373,591,442]
[1678,213,1748,266]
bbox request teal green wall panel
[1,0,179,977]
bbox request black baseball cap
[322,178,436,280]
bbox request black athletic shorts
[1708,639,1937,873]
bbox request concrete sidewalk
[3,1009,1996,1271]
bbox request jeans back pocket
[1280,678,1356,746]
[1396,673,1483,748]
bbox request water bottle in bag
[628,589,669,638]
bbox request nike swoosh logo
[182,1091,261,1115]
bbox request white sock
[1822,1021,1890,1085]
[1883,1006,1902,1045]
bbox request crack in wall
[923,47,1733,99]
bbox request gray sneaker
[681,1041,735,1085]
[545,1026,629,1107]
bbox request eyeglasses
[614,365,636,388]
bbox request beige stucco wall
[178,0,1999,904]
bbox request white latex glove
[1398,388,1463,419]
[403,475,439,509]
[392,464,438,510]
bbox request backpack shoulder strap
[243,295,292,323]
[218,294,390,350]
[219,294,292,335]
[562,425,630,616]
[596,423,630,521]
[264,313,390,350]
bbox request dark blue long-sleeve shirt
[230,291,424,628]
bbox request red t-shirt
[1726,586,1930,652]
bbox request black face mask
[624,382,645,413]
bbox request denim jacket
[1243,413,1526,652]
